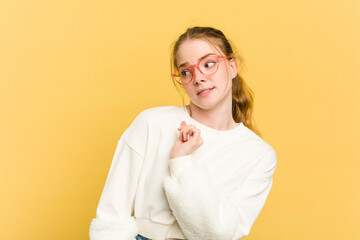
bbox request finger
[178,122,196,132]
[181,128,200,142]
[190,129,202,143]
[180,129,186,142]
[189,129,194,136]
[183,131,188,142]
[180,124,198,135]
[178,124,188,132]
[178,124,199,141]
[177,121,187,130]
[179,133,186,142]
[179,125,191,141]
[180,126,187,141]
[185,128,199,141]
[189,128,200,138]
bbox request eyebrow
[178,53,217,69]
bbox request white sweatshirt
[89,106,277,240]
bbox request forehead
[176,39,223,66]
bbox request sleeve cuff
[89,217,138,240]
[169,155,193,179]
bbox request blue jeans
[136,234,151,240]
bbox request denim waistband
[136,234,151,240]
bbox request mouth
[197,87,215,96]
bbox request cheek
[215,69,230,86]
[216,71,233,93]
[183,86,194,96]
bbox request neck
[187,103,238,131]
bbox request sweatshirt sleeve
[163,148,277,240]
[90,112,149,240]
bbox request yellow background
[1,0,359,239]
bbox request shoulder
[122,105,180,138]
[136,106,180,121]
[238,124,277,166]
[121,106,180,156]
[127,106,180,128]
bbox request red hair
[171,26,262,137]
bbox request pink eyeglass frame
[171,54,231,86]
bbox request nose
[192,67,205,85]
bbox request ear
[229,58,238,79]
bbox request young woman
[90,27,277,240]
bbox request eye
[202,56,218,69]
[204,61,216,68]
[180,69,191,78]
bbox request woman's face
[176,39,237,111]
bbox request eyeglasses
[171,54,231,85]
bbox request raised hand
[170,121,204,159]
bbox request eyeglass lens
[177,55,220,85]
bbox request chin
[191,100,218,110]
[190,93,231,111]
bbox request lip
[197,87,215,96]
